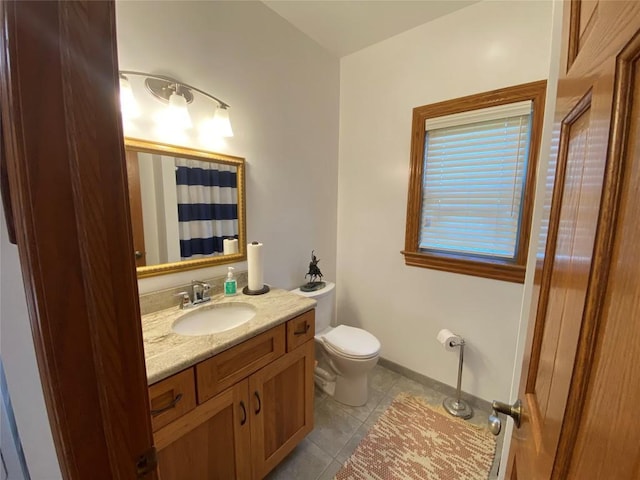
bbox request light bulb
[199,106,234,139]
[154,91,192,131]
[119,76,140,120]
[167,92,192,129]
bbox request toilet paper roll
[223,238,239,255]
[437,329,461,352]
[247,242,264,291]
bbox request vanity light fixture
[118,70,234,137]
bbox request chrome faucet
[174,281,211,309]
[175,291,192,310]
[191,280,211,305]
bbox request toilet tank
[290,282,335,333]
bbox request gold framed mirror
[124,138,246,278]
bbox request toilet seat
[320,325,380,359]
[323,342,378,360]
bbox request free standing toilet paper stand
[443,336,473,419]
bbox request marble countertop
[142,288,316,385]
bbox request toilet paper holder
[442,335,473,420]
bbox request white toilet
[290,282,380,406]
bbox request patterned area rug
[334,394,496,480]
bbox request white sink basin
[171,303,256,336]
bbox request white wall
[337,0,553,401]
[0,211,61,478]
[116,1,340,294]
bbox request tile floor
[266,364,504,480]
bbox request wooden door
[509,2,640,479]
[125,150,147,267]
[154,380,252,480]
[249,341,314,479]
[0,1,157,478]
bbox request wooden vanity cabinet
[150,310,315,480]
[249,340,314,479]
[153,380,252,480]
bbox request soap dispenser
[224,266,237,296]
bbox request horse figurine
[301,250,326,292]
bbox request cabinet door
[249,340,314,479]
[154,380,252,480]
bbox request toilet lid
[322,325,381,358]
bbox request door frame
[0,2,155,478]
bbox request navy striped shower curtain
[175,158,238,259]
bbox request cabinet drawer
[286,310,315,352]
[197,325,285,403]
[149,368,197,432]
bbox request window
[403,81,546,283]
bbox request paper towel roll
[247,242,264,291]
[223,238,239,255]
[437,329,461,352]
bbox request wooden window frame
[402,80,547,283]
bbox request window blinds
[420,102,533,259]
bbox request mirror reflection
[125,139,246,277]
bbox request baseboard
[377,357,493,413]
